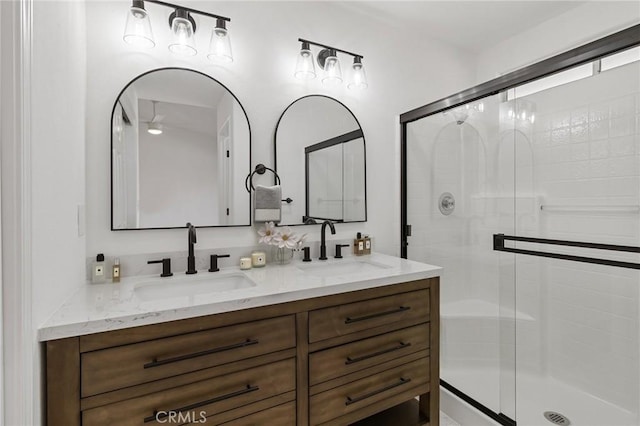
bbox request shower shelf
[539,204,640,213]
[441,299,534,322]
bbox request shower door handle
[493,234,640,270]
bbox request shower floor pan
[443,368,637,426]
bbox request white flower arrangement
[257,222,306,250]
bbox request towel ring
[245,164,281,193]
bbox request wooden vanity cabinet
[46,278,439,426]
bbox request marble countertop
[38,253,442,341]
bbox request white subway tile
[610,116,636,138]
[571,107,589,126]
[589,140,610,159]
[589,120,609,140]
[610,135,636,156]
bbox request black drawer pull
[144,384,259,423]
[345,378,411,406]
[345,342,412,365]
[344,306,410,324]
[144,339,259,369]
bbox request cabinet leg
[419,391,438,426]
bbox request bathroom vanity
[42,254,440,425]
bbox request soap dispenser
[112,258,121,283]
[354,233,365,256]
[92,253,106,284]
[363,235,372,255]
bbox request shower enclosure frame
[399,23,640,426]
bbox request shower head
[453,109,468,125]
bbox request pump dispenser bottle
[92,253,106,284]
[112,258,121,283]
[354,232,365,256]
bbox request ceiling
[338,1,588,51]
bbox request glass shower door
[405,92,517,422]
[511,54,640,426]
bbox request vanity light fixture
[294,41,316,80]
[319,49,343,86]
[123,0,155,48]
[207,18,233,62]
[444,101,485,124]
[123,0,232,62]
[295,38,367,89]
[168,8,197,56]
[347,56,368,90]
[503,98,536,125]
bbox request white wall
[85,0,475,260]
[32,0,87,325]
[475,1,640,82]
[31,1,87,424]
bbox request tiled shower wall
[522,61,640,410]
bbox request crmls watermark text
[156,411,207,423]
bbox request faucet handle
[302,247,312,262]
[148,258,173,277]
[335,244,350,259]
[209,254,231,272]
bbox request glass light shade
[295,48,316,80]
[207,25,233,62]
[322,55,342,86]
[168,16,197,56]
[347,60,368,90]
[123,5,155,48]
[147,122,163,135]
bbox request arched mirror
[274,95,367,225]
[111,68,251,230]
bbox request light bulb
[123,0,155,48]
[347,56,368,90]
[294,41,316,80]
[207,18,233,62]
[168,9,196,56]
[321,49,342,86]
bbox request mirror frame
[110,67,252,231]
[274,94,367,226]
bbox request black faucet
[209,254,230,272]
[335,244,350,259]
[147,258,173,277]
[186,222,197,274]
[319,220,336,260]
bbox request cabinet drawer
[82,358,295,426]
[310,356,429,425]
[82,315,295,397]
[219,401,296,426]
[309,290,429,343]
[309,323,429,385]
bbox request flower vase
[272,246,294,265]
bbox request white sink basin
[135,273,256,301]
[296,258,391,278]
